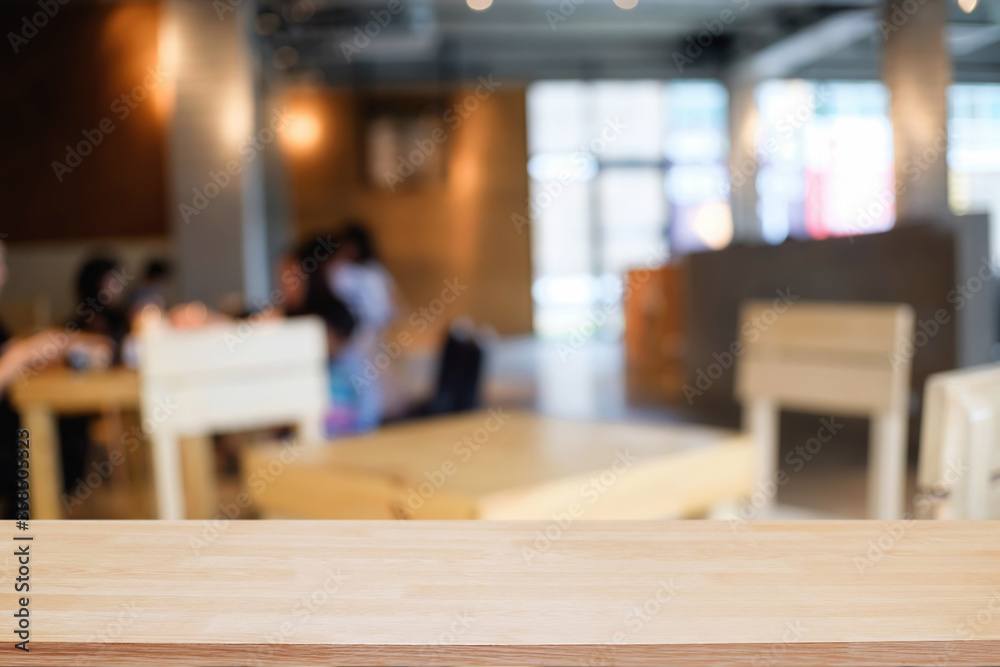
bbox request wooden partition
[4,521,999,666]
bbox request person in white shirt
[327,222,403,428]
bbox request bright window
[526,80,729,338]
[756,80,894,243]
[948,84,1000,264]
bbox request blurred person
[327,221,405,425]
[281,237,372,436]
[0,241,112,517]
[71,256,131,357]
[59,255,133,502]
[327,222,399,337]
[128,258,173,315]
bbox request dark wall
[0,1,166,242]
[684,225,959,429]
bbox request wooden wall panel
[282,87,533,336]
[0,1,167,242]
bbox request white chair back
[735,300,914,519]
[140,317,328,519]
[919,362,1000,519]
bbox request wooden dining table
[9,368,140,519]
[242,409,754,520]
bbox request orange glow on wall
[284,109,322,152]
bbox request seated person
[282,238,370,436]
[0,242,112,517]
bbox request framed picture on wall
[363,97,448,192]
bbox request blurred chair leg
[181,434,217,520]
[869,411,906,520]
[745,399,778,515]
[150,430,186,520]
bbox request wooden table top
[9,367,140,412]
[5,520,999,666]
[244,410,753,519]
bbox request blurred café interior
[1,0,999,523]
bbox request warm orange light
[284,111,322,152]
[155,20,180,119]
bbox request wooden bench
[6,520,999,665]
[241,410,753,520]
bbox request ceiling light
[467,0,492,11]
[958,0,977,12]
[614,0,638,9]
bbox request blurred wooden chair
[735,301,915,519]
[0,296,51,335]
[918,362,1000,519]
[139,317,328,519]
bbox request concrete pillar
[726,74,764,244]
[161,0,272,309]
[882,0,952,224]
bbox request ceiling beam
[731,8,876,80]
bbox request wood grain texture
[2,521,999,666]
[242,410,753,520]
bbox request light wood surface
[3,520,999,666]
[920,362,1000,519]
[139,317,329,520]
[242,410,754,520]
[9,369,140,519]
[735,301,914,519]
